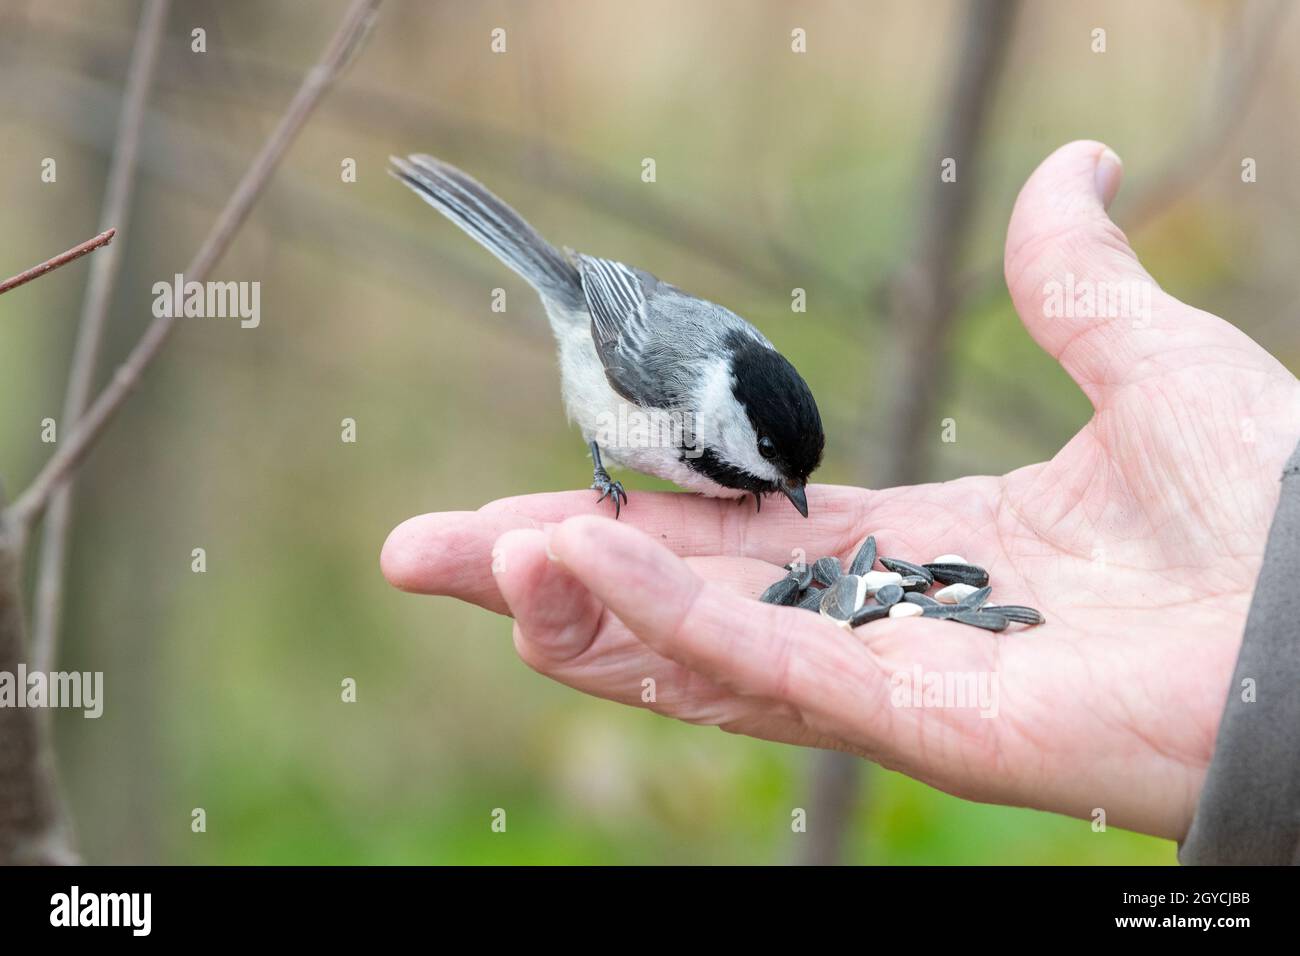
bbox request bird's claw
[591,469,627,518]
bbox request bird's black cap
[728,337,824,487]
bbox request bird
[389,154,824,518]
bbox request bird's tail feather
[390,154,582,309]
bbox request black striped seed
[797,588,825,611]
[784,563,814,590]
[958,585,992,610]
[904,592,940,607]
[811,556,843,587]
[880,557,933,586]
[899,574,930,593]
[819,575,860,620]
[951,610,1009,632]
[848,536,878,576]
[924,563,989,587]
[850,604,891,627]
[983,605,1045,625]
[760,575,801,606]
[876,584,904,606]
[921,604,961,619]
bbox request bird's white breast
[544,304,747,498]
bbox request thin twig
[0,229,116,296]
[10,18,855,303]
[6,0,382,534]
[32,0,169,678]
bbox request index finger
[381,485,872,605]
[481,485,870,562]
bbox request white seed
[935,583,978,604]
[889,602,924,618]
[861,570,903,595]
[931,553,968,565]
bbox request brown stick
[5,0,382,534]
[33,0,169,679]
[0,0,382,867]
[799,0,1020,866]
[0,230,116,297]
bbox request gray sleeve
[1180,437,1300,864]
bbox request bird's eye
[758,436,776,459]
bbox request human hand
[380,141,1300,840]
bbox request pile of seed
[758,536,1043,633]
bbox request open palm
[381,142,1300,840]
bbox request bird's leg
[588,441,627,518]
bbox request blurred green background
[2,0,1297,864]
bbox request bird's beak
[779,481,809,518]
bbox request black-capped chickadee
[390,155,824,517]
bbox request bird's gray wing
[577,254,676,407]
[576,253,766,409]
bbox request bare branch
[800,0,1020,866]
[0,229,116,297]
[32,0,169,678]
[5,0,383,534]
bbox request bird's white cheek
[694,363,780,483]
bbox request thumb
[1004,141,1190,404]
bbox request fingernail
[542,522,560,562]
[1095,147,1123,209]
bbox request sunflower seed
[889,602,924,618]
[819,574,863,621]
[935,582,979,604]
[880,557,933,585]
[925,563,990,587]
[983,605,1045,625]
[784,563,814,590]
[811,556,843,587]
[848,535,878,576]
[850,603,890,627]
[797,588,825,611]
[861,570,903,595]
[951,609,1010,632]
[876,584,904,606]
[759,542,1041,635]
[921,604,962,619]
[759,575,801,606]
